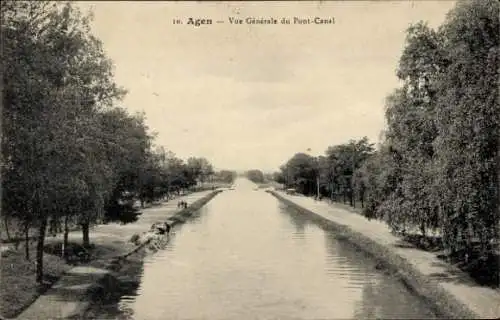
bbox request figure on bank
[151,222,171,235]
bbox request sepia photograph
[1,0,499,319]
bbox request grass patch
[0,238,134,318]
[0,244,71,318]
[0,191,222,319]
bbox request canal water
[89,178,437,319]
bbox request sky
[77,1,456,172]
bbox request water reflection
[323,232,436,319]
[278,202,308,240]
[89,178,437,319]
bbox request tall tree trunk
[420,222,427,239]
[24,222,30,260]
[3,216,11,241]
[82,220,90,248]
[63,214,69,259]
[316,176,320,199]
[36,217,48,283]
[48,217,54,236]
[465,229,472,264]
[57,217,62,233]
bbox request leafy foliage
[214,170,237,184]
[1,1,218,282]
[245,169,265,184]
[273,0,499,286]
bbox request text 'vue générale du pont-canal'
[173,16,336,26]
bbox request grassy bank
[0,243,71,318]
[1,191,221,319]
[0,239,136,318]
[7,190,222,320]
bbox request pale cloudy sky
[77,1,455,172]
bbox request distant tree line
[245,169,265,184]
[273,0,499,282]
[1,1,226,282]
[213,170,237,184]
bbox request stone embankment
[267,189,500,320]
[13,189,222,320]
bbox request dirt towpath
[13,191,215,320]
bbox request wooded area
[1,1,236,283]
[274,0,499,286]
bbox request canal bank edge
[14,190,223,320]
[121,189,224,260]
[165,190,223,228]
[73,189,224,319]
[266,190,482,320]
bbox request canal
[87,178,437,319]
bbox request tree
[215,170,237,184]
[384,21,445,237]
[102,109,152,222]
[281,153,317,195]
[322,138,374,204]
[199,158,214,184]
[246,169,265,184]
[433,0,499,258]
[274,0,499,284]
[186,157,214,185]
[272,171,285,185]
[2,1,84,281]
[2,1,125,281]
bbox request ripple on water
[91,180,438,319]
